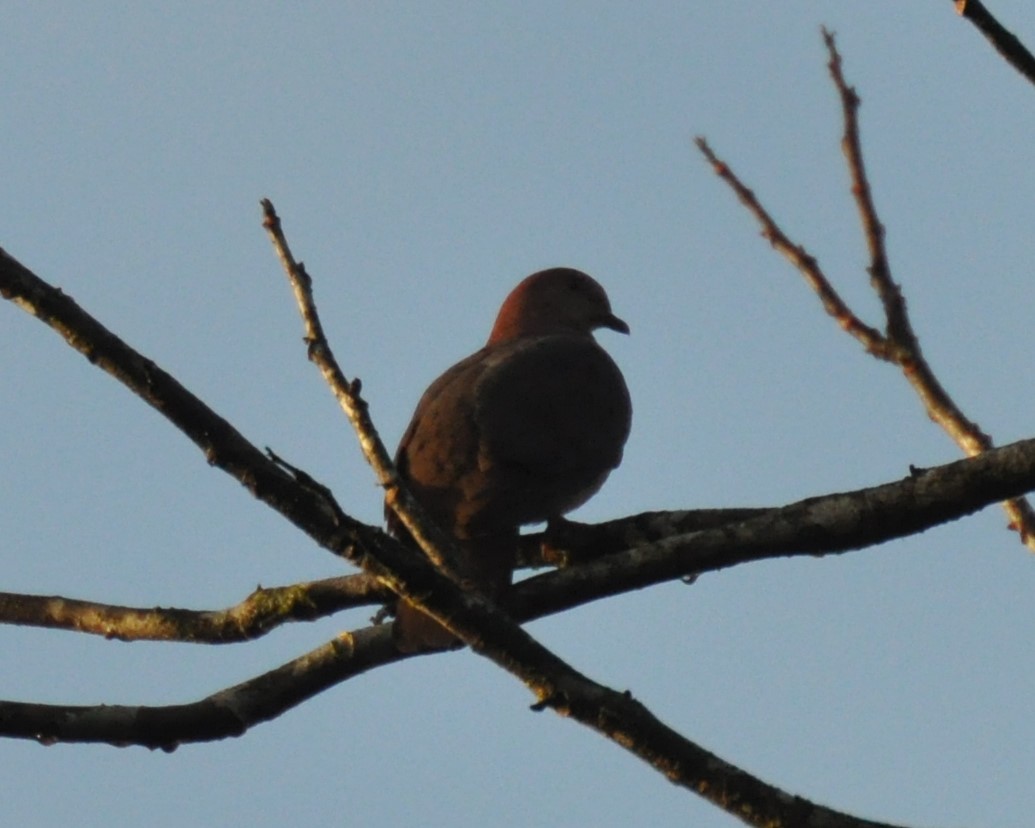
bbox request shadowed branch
[953,0,1035,86]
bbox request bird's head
[487,267,629,344]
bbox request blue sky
[3,4,1034,827]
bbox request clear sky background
[3,4,1034,827]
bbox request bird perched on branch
[388,267,632,651]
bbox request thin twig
[823,29,912,348]
[822,28,1035,547]
[260,200,463,581]
[696,30,1035,550]
[694,137,891,358]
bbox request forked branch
[697,29,1035,549]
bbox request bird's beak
[600,313,630,335]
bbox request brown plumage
[388,267,632,651]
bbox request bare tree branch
[3,23,1029,820]
[8,185,1035,823]
[259,202,920,827]
[695,30,1035,550]
[954,0,1035,86]
[7,415,1035,647]
[6,433,1035,748]
[7,234,1035,825]
[692,138,889,357]
[0,575,389,642]
[9,434,1035,824]
[0,245,364,559]
[260,201,466,585]
[519,507,769,568]
[0,506,771,640]
[0,624,402,750]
